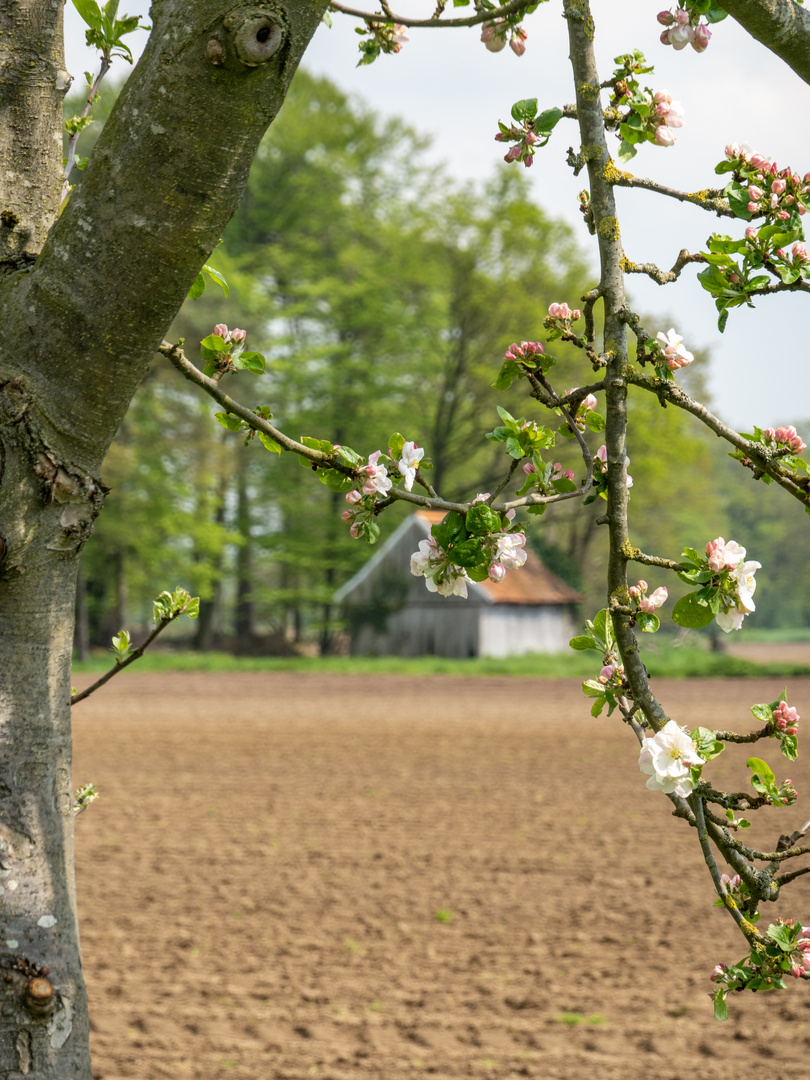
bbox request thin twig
[604,168,735,218]
[624,369,810,511]
[328,0,535,28]
[71,617,173,706]
[621,249,707,286]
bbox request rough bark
[564,0,669,730]
[719,0,810,88]
[0,1,328,1075]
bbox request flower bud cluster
[773,701,800,737]
[341,440,428,542]
[481,20,528,56]
[651,90,685,147]
[409,501,528,599]
[762,425,807,454]
[355,21,408,65]
[494,122,538,168]
[543,302,582,342]
[704,537,761,633]
[629,580,668,615]
[657,7,712,53]
[653,328,694,375]
[503,340,545,365]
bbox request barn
[335,510,583,658]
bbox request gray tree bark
[718,0,810,88]
[0,1,327,1075]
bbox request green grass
[70,643,810,680]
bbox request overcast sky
[63,2,810,429]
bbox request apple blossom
[503,340,544,364]
[793,242,808,263]
[654,125,677,148]
[397,441,425,491]
[390,24,408,53]
[495,531,527,570]
[480,21,507,52]
[488,562,507,583]
[716,557,761,633]
[639,586,668,614]
[705,537,746,573]
[656,328,694,370]
[509,27,527,56]
[410,537,469,598]
[638,720,706,797]
[774,701,800,732]
[692,22,711,52]
[772,425,807,453]
[361,450,393,497]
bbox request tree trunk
[0,2,328,1074]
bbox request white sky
[63,1,810,429]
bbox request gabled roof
[335,510,583,606]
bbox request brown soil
[72,672,810,1080]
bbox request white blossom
[638,720,705,797]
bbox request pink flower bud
[691,22,711,51]
[750,153,770,170]
[488,562,507,583]
[230,328,247,344]
[581,394,598,412]
[776,249,786,259]
[748,185,763,201]
[771,178,787,195]
[571,309,581,320]
[509,27,527,56]
[349,523,364,539]
[656,10,674,25]
[213,324,229,339]
[346,489,363,505]
[745,226,758,241]
[504,145,521,163]
[654,125,676,147]
[494,131,508,142]
[523,155,533,168]
[747,203,758,214]
[522,461,536,475]
[787,727,799,737]
[341,509,353,522]
[654,89,672,105]
[729,272,740,283]
[799,204,807,216]
[724,143,741,160]
[792,242,808,262]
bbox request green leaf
[214,411,244,432]
[511,98,538,123]
[691,727,725,762]
[535,107,563,133]
[200,263,229,297]
[448,536,487,568]
[672,592,716,629]
[492,356,522,391]
[72,0,102,29]
[200,333,226,353]
[750,703,773,724]
[188,273,206,300]
[713,989,728,1022]
[431,511,467,550]
[747,756,776,788]
[617,139,637,163]
[569,634,598,652]
[233,351,266,374]
[592,608,614,652]
[636,612,660,634]
[258,431,281,455]
[582,679,605,698]
[465,503,501,536]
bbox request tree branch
[328,0,536,28]
[720,0,810,88]
[624,369,810,511]
[603,163,736,217]
[621,249,707,286]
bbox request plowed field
[72,672,810,1080]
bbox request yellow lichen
[579,82,600,102]
[620,254,639,273]
[602,158,634,185]
[598,216,621,242]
